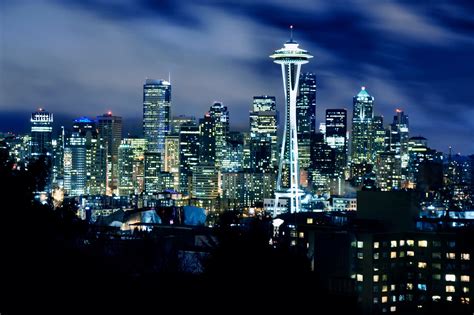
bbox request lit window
[446,274,456,282]
[306,218,313,224]
[357,241,364,248]
[399,251,405,258]
[418,262,427,269]
[418,240,428,247]
[391,252,397,259]
[392,296,396,302]
[446,296,453,301]
[463,287,469,293]
[298,232,304,238]
[446,253,455,259]
[391,285,396,291]
[433,274,441,280]
[290,240,296,246]
[357,274,363,282]
[399,240,405,246]
[407,240,414,246]
[418,284,427,291]
[374,253,379,259]
[382,285,388,292]
[446,285,455,293]
[407,251,414,256]
[382,274,388,281]
[374,242,380,249]
[407,283,413,290]
[382,296,388,303]
[358,252,364,259]
[391,240,397,248]
[461,275,470,282]
[373,297,378,304]
[432,295,441,301]
[432,252,441,259]
[374,275,379,282]
[461,253,470,260]
[461,297,470,304]
[390,306,396,312]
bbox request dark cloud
[1,0,473,154]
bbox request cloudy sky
[1,0,473,153]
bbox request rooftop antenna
[168,71,171,84]
[290,25,294,41]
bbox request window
[399,240,405,246]
[433,274,441,280]
[358,252,364,259]
[418,284,427,291]
[391,240,397,248]
[373,297,378,304]
[374,253,380,259]
[418,262,427,269]
[461,275,470,282]
[432,252,441,259]
[446,285,455,293]
[407,283,413,290]
[382,285,388,292]
[407,240,414,246]
[357,241,364,248]
[433,241,441,247]
[382,274,388,281]
[298,232,304,238]
[446,253,455,259]
[374,242,379,249]
[432,295,441,301]
[391,285,396,291]
[391,252,397,259]
[461,253,470,260]
[382,296,388,303]
[399,251,405,258]
[461,297,470,304]
[462,287,469,293]
[357,274,363,282]
[306,218,313,224]
[445,274,456,282]
[447,241,455,248]
[433,263,441,270]
[407,251,414,257]
[446,296,453,302]
[390,306,396,312]
[374,275,379,282]
[418,240,428,247]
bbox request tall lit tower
[270,26,313,214]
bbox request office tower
[407,136,443,191]
[72,117,105,195]
[372,115,387,157]
[389,109,410,170]
[171,115,195,135]
[179,122,200,194]
[164,135,180,190]
[210,102,229,169]
[191,164,219,211]
[376,152,402,191]
[270,28,313,213]
[325,109,347,177]
[143,79,171,154]
[52,127,65,185]
[297,72,317,169]
[351,87,375,166]
[222,135,244,173]
[30,108,53,158]
[144,152,161,195]
[97,112,122,195]
[118,138,147,196]
[308,133,336,194]
[242,132,252,170]
[63,132,86,196]
[199,113,215,165]
[249,96,278,170]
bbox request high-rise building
[210,102,229,169]
[63,132,86,196]
[179,122,200,194]
[270,28,313,214]
[376,151,402,191]
[199,113,215,165]
[351,87,375,166]
[191,164,219,212]
[164,135,180,191]
[118,138,147,196]
[30,108,53,158]
[171,115,195,135]
[97,112,122,195]
[297,72,317,169]
[144,152,161,195]
[325,109,347,177]
[143,79,171,153]
[249,96,278,171]
[52,127,65,186]
[222,135,244,173]
[389,109,410,175]
[372,115,387,157]
[308,133,336,194]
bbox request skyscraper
[30,108,53,158]
[63,132,86,196]
[326,109,347,177]
[389,109,410,169]
[351,86,375,166]
[143,79,171,153]
[210,102,229,169]
[270,28,313,214]
[179,122,200,194]
[297,72,317,169]
[249,96,278,171]
[97,112,122,195]
[164,135,180,191]
[118,138,147,196]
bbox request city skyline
[1,1,474,153]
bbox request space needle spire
[270,26,313,215]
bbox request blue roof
[357,86,370,97]
[74,116,93,123]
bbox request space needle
[270,26,313,214]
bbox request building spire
[290,25,293,42]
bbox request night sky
[1,0,473,154]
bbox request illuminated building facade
[118,138,147,196]
[351,87,375,166]
[297,72,317,169]
[30,108,53,158]
[326,109,348,177]
[179,122,200,194]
